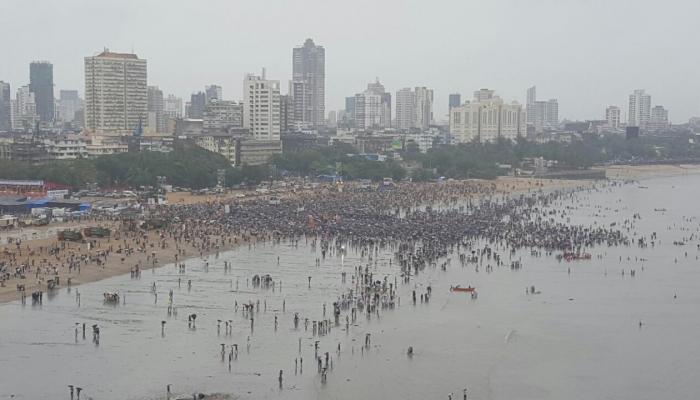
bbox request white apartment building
[243,72,281,141]
[628,89,651,127]
[396,87,434,131]
[395,88,415,130]
[414,87,433,130]
[43,134,88,160]
[84,50,147,135]
[606,106,621,129]
[13,86,39,131]
[354,91,382,131]
[450,94,526,143]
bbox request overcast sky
[1,0,699,122]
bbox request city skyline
[2,0,699,122]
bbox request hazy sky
[2,0,699,122]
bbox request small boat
[450,285,476,293]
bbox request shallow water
[1,174,700,400]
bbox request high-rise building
[203,100,243,133]
[344,97,356,125]
[414,87,434,130]
[649,105,669,131]
[363,79,391,128]
[605,106,621,129]
[396,87,434,131]
[13,85,39,131]
[29,61,54,122]
[327,110,337,127]
[292,38,325,127]
[289,80,307,130]
[628,89,651,128]
[450,91,526,143]
[164,95,183,119]
[57,90,82,123]
[0,81,11,131]
[243,71,281,140]
[354,91,382,131]
[205,85,222,103]
[147,86,166,134]
[84,50,147,135]
[449,93,461,110]
[526,86,536,124]
[279,94,293,133]
[395,88,415,130]
[188,92,207,119]
[545,99,559,127]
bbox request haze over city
[2,0,700,121]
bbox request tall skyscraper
[396,87,434,131]
[0,81,11,131]
[605,106,621,129]
[526,86,536,125]
[364,79,391,128]
[545,99,559,127]
[147,86,166,134]
[628,89,651,128]
[414,87,434,130]
[354,91,382,131]
[84,50,147,135]
[289,80,307,131]
[395,88,415,130]
[29,61,54,122]
[205,85,222,103]
[187,92,207,119]
[449,93,461,110]
[243,71,281,140]
[292,38,325,127]
[344,96,356,125]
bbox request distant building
[84,50,147,136]
[164,95,183,119]
[327,110,336,127]
[473,89,495,102]
[605,106,621,129]
[628,89,651,128]
[292,38,325,127]
[354,79,391,130]
[13,86,39,131]
[147,86,166,134]
[289,80,307,130]
[205,85,222,103]
[243,71,281,141]
[395,88,415,130]
[43,134,88,160]
[187,92,207,119]
[450,91,526,143]
[396,87,433,131]
[526,86,536,124]
[57,90,83,124]
[648,105,669,131]
[449,93,461,110]
[279,95,293,132]
[29,61,55,122]
[344,96,356,125]
[203,100,243,133]
[0,81,11,131]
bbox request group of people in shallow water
[4,179,642,399]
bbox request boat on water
[450,285,476,293]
